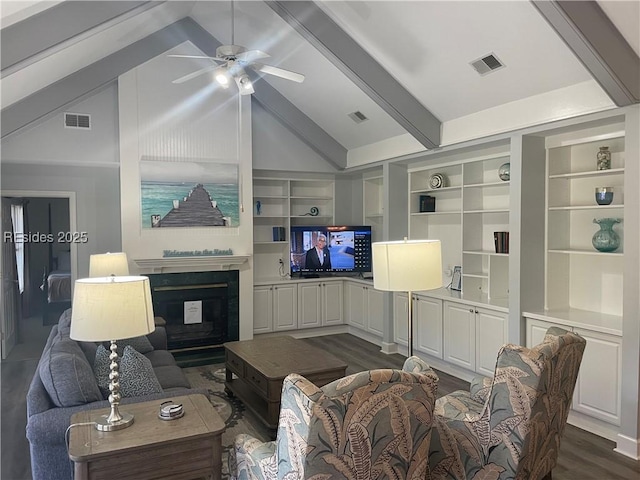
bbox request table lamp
[89,252,129,277]
[70,276,155,431]
[373,238,442,357]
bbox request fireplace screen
[147,271,239,351]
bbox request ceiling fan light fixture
[215,68,230,86]
[237,74,254,95]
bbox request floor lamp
[373,239,442,357]
[70,276,155,431]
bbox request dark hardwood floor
[2,321,639,480]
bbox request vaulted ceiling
[1,1,638,169]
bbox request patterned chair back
[275,357,439,480]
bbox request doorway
[0,191,76,359]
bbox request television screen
[290,225,372,275]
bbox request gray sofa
[26,309,207,480]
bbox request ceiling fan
[169,0,304,95]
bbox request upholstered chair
[428,326,586,480]
[230,356,439,480]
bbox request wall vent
[64,113,91,129]
[470,53,505,76]
[348,110,369,124]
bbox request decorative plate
[428,173,447,189]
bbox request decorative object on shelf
[596,146,611,170]
[302,206,319,216]
[419,195,436,212]
[373,238,442,357]
[592,217,621,252]
[450,266,462,291]
[494,231,510,253]
[255,200,261,215]
[498,162,510,181]
[162,248,233,257]
[595,187,614,205]
[428,173,447,189]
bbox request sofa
[26,309,208,480]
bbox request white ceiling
[1,0,637,166]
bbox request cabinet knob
[469,308,474,313]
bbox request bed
[41,251,72,325]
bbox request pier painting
[140,159,239,228]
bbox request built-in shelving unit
[408,152,510,301]
[253,174,335,280]
[544,127,625,320]
[363,170,384,242]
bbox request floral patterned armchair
[230,356,439,480]
[429,326,586,480]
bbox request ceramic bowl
[595,187,614,205]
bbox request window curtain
[10,200,32,317]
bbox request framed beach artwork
[140,158,240,228]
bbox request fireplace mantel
[133,255,250,274]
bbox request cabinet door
[475,307,507,376]
[322,282,343,326]
[444,302,475,370]
[344,282,366,329]
[393,293,408,346]
[572,328,621,426]
[273,284,297,331]
[525,318,568,347]
[298,283,322,329]
[253,286,273,334]
[367,287,385,336]
[415,296,443,359]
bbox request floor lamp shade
[89,252,129,277]
[372,239,443,292]
[70,276,155,342]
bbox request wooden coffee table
[224,336,348,435]
[68,394,225,480]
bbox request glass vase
[592,217,621,252]
[596,146,611,170]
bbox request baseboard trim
[614,434,640,460]
[566,410,619,442]
[380,342,397,354]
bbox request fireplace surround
[147,270,239,351]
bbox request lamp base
[95,412,134,431]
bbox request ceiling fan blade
[252,63,305,83]
[168,54,226,63]
[172,65,221,84]
[236,50,270,63]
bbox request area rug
[183,364,272,478]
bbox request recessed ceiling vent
[470,53,505,76]
[348,110,369,124]
[64,113,91,130]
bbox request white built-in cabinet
[393,293,444,359]
[297,280,343,329]
[344,280,385,337]
[253,283,298,334]
[525,316,622,435]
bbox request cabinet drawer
[226,350,245,377]
[245,364,268,396]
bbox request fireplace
[146,271,239,351]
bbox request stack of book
[272,227,286,242]
[494,231,509,254]
[419,195,436,212]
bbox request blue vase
[592,218,621,252]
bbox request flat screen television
[290,225,372,276]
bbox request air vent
[64,113,91,130]
[470,53,505,76]
[348,110,369,124]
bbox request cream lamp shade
[372,239,443,292]
[89,252,129,277]
[70,276,155,342]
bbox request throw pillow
[57,308,73,336]
[112,336,154,356]
[94,345,163,398]
[39,336,103,407]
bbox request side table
[68,393,225,480]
